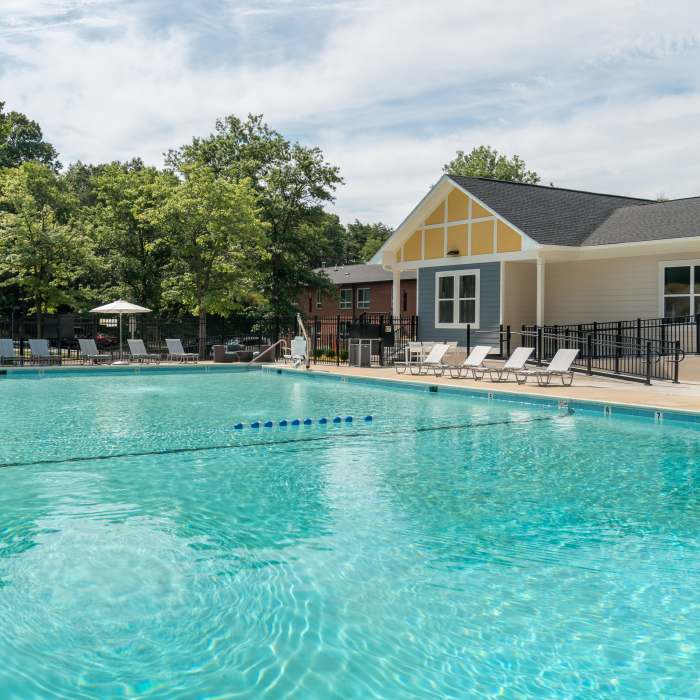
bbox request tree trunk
[198,305,207,360]
[36,308,43,339]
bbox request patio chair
[515,348,580,386]
[29,339,60,365]
[395,341,435,374]
[78,338,112,364]
[0,339,18,365]
[401,343,450,375]
[475,346,534,382]
[127,338,161,363]
[439,345,492,378]
[165,338,198,363]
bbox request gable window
[435,270,480,328]
[339,288,352,310]
[316,288,323,309]
[661,261,700,318]
[357,287,370,309]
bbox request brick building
[300,264,417,317]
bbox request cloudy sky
[2,0,700,226]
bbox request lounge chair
[78,338,112,364]
[165,338,198,363]
[399,343,450,375]
[127,338,160,363]
[475,346,534,382]
[515,348,580,386]
[0,339,17,365]
[29,339,60,365]
[439,345,492,378]
[395,341,433,374]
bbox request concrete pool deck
[277,360,700,413]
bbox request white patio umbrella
[90,299,152,362]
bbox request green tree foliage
[0,163,94,334]
[89,161,176,311]
[147,163,268,357]
[0,101,60,170]
[443,145,540,184]
[167,114,343,315]
[344,220,393,263]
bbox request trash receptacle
[349,338,372,367]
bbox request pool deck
[277,362,700,413]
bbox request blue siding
[418,262,501,347]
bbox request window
[357,287,370,309]
[661,261,700,318]
[435,270,479,328]
[316,288,323,309]
[339,288,352,310]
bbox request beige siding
[502,261,537,328]
[544,251,700,324]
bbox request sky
[2,0,700,227]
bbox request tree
[443,145,540,184]
[147,163,267,358]
[89,161,176,311]
[344,220,393,264]
[0,163,93,334]
[166,114,343,315]
[0,101,60,170]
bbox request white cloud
[2,0,700,225]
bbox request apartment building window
[339,288,352,310]
[357,287,370,309]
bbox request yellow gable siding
[446,224,468,256]
[471,221,494,255]
[403,230,422,261]
[496,220,522,252]
[471,200,492,219]
[396,248,402,262]
[447,189,469,222]
[425,203,445,226]
[424,229,444,259]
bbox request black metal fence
[523,314,699,356]
[308,314,418,366]
[0,312,418,367]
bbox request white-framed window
[339,288,352,310]
[357,287,370,309]
[316,288,323,308]
[660,261,700,318]
[435,270,480,328]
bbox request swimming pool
[1,367,699,698]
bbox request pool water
[1,368,700,698]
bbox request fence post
[499,324,504,358]
[615,321,622,375]
[586,334,593,375]
[507,326,511,358]
[645,341,652,385]
[696,313,700,354]
[466,325,471,354]
[378,314,384,366]
[20,337,24,366]
[336,315,340,367]
[313,315,318,365]
[536,326,543,366]
[674,340,680,384]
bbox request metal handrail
[249,338,289,364]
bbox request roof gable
[448,176,652,246]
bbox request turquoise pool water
[1,368,700,698]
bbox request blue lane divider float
[233,415,374,430]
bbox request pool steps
[233,415,372,430]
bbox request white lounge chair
[0,339,17,365]
[395,341,432,374]
[515,348,580,386]
[78,338,111,364]
[403,343,450,375]
[29,339,59,365]
[440,345,492,378]
[165,338,198,363]
[476,346,534,382]
[127,338,160,363]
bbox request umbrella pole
[119,313,123,360]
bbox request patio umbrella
[89,299,152,362]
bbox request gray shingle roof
[583,196,700,246]
[316,264,416,284]
[448,175,653,246]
